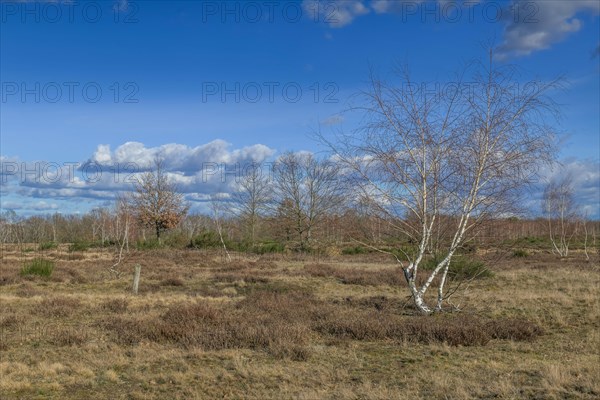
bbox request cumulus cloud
[497,0,600,58]
[527,158,600,218]
[87,140,274,175]
[1,140,276,209]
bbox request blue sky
[1,0,599,216]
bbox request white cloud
[88,140,275,175]
[1,200,59,212]
[1,140,277,208]
[531,158,600,218]
[497,0,600,58]
[305,0,599,58]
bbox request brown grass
[0,246,597,399]
[304,263,404,286]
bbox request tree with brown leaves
[131,157,188,242]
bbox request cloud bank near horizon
[1,140,598,218]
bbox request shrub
[252,241,285,254]
[21,258,54,278]
[304,264,404,286]
[68,241,90,252]
[39,241,58,251]
[38,296,81,317]
[485,318,544,341]
[421,256,492,280]
[451,259,493,279]
[513,249,529,258]
[101,298,129,313]
[190,231,224,249]
[341,246,369,255]
[160,277,185,287]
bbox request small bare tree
[272,152,346,250]
[209,194,232,262]
[109,194,133,276]
[323,50,560,313]
[180,214,208,247]
[542,174,578,257]
[233,163,272,246]
[131,157,188,243]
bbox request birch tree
[542,174,578,257]
[323,51,560,313]
[233,163,272,246]
[209,194,232,262]
[272,152,346,250]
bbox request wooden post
[132,264,141,295]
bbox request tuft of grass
[38,241,58,251]
[513,249,529,258]
[20,258,55,278]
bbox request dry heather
[0,247,598,399]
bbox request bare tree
[542,174,578,258]
[209,194,232,262]
[180,214,208,247]
[233,163,272,246]
[130,157,188,243]
[272,152,346,251]
[90,207,111,245]
[109,194,133,276]
[323,50,560,313]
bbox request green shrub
[68,241,90,252]
[342,246,369,255]
[21,258,54,278]
[39,241,58,251]
[163,233,189,248]
[190,231,225,249]
[421,256,492,280]
[513,249,529,258]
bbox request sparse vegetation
[38,241,58,251]
[0,246,598,399]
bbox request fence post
[132,264,141,295]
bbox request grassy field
[0,246,598,399]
